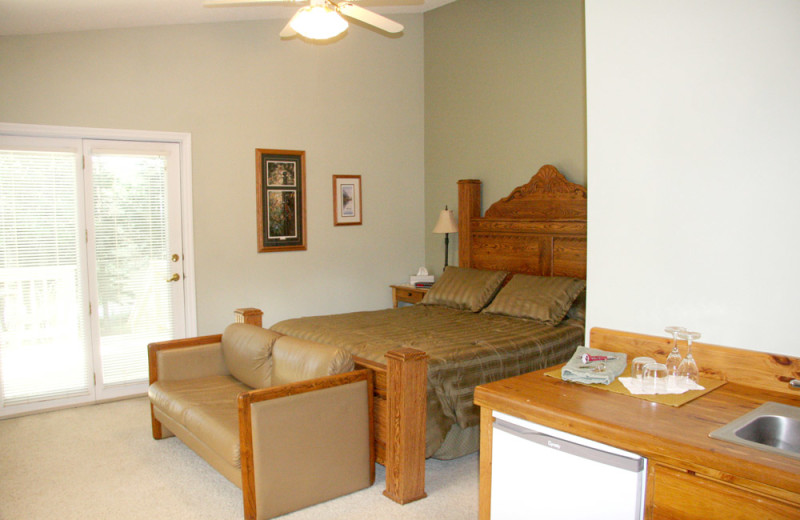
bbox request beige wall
[586,0,800,356]
[0,18,426,333]
[424,0,586,274]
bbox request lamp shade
[289,4,348,40]
[433,208,458,234]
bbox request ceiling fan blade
[352,0,422,5]
[203,0,305,7]
[279,18,298,37]
[337,2,403,33]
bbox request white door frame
[0,134,96,414]
[84,139,187,401]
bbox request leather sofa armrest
[148,334,229,440]
[148,334,228,384]
[238,370,375,520]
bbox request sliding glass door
[0,134,189,415]
[85,140,186,401]
[0,137,92,410]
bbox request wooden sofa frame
[148,333,375,520]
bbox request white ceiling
[0,0,457,36]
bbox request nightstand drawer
[390,285,428,307]
[397,288,423,302]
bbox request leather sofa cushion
[149,375,250,468]
[271,336,354,387]
[222,323,282,389]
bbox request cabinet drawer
[651,464,800,520]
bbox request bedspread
[271,305,583,456]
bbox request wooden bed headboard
[457,164,587,279]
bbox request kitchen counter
[474,327,800,519]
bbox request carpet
[0,397,478,519]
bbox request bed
[237,164,587,504]
[272,301,585,452]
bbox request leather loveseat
[147,323,374,520]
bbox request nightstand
[390,284,429,308]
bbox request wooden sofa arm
[147,334,226,385]
[238,369,375,520]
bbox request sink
[709,402,800,459]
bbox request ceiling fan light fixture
[289,5,348,40]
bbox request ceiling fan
[203,0,407,40]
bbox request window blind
[90,152,174,387]
[0,147,91,406]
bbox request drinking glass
[677,330,701,384]
[643,362,668,393]
[664,326,686,381]
[631,356,656,380]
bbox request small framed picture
[332,175,362,226]
[256,149,306,252]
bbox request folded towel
[561,346,627,385]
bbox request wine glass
[664,326,686,382]
[677,330,701,384]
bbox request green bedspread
[271,304,583,457]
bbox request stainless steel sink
[709,402,800,459]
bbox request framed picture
[333,175,362,226]
[256,149,306,252]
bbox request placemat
[545,367,727,407]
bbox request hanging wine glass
[664,326,686,382]
[677,330,701,384]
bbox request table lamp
[432,206,458,271]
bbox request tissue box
[409,275,434,285]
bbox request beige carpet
[0,397,478,519]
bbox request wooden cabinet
[390,285,428,308]
[477,383,800,520]
[474,327,800,520]
[649,463,800,520]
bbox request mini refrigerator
[491,411,647,519]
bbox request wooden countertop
[474,366,800,500]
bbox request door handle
[166,273,180,282]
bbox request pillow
[421,266,508,312]
[566,289,586,322]
[483,274,586,325]
[221,323,282,388]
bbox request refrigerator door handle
[494,418,644,473]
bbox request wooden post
[383,347,429,504]
[458,179,481,269]
[235,308,263,327]
[478,406,494,520]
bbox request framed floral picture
[332,175,362,226]
[256,149,306,252]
